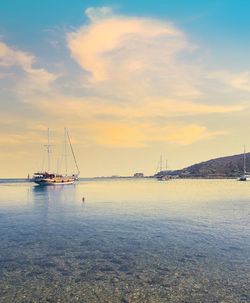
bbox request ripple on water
[0,179,249,302]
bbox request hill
[166,153,248,178]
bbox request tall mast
[46,128,51,172]
[155,159,160,175]
[66,128,80,175]
[64,128,68,175]
[166,159,168,171]
[243,145,246,174]
[160,155,163,172]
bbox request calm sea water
[0,179,249,303]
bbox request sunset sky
[1,0,250,177]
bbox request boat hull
[34,180,75,186]
[238,176,250,181]
[33,174,77,186]
[157,175,172,181]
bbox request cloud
[84,121,225,148]
[60,7,247,148]
[0,42,33,68]
[162,124,225,145]
[208,71,250,92]
[0,134,33,145]
[0,8,247,155]
[31,95,233,147]
[0,41,58,95]
[67,6,195,100]
[85,6,113,21]
[66,7,250,109]
[35,95,243,120]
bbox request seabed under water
[0,179,249,302]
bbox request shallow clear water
[0,179,249,302]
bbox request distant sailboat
[238,146,250,181]
[33,128,80,186]
[155,155,172,181]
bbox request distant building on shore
[133,172,144,178]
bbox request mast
[45,128,51,172]
[243,145,246,174]
[155,159,160,175]
[64,128,68,175]
[66,128,80,175]
[165,159,168,171]
[160,155,163,172]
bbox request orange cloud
[67,8,192,95]
[34,95,244,119]
[0,10,247,162]
[84,121,225,148]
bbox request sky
[1,0,250,177]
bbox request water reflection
[0,179,249,302]
[32,183,77,202]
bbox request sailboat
[238,146,250,181]
[155,155,172,181]
[33,128,80,186]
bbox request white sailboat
[33,128,80,186]
[156,155,172,181]
[238,146,250,181]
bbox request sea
[0,178,249,303]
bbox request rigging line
[64,128,68,175]
[41,149,45,172]
[47,128,51,172]
[160,154,163,172]
[58,138,64,174]
[155,159,160,175]
[66,128,80,174]
[243,145,246,174]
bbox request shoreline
[0,176,240,183]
